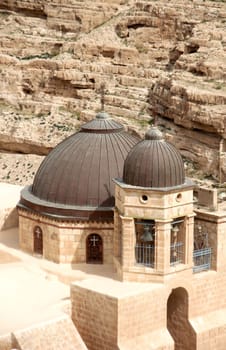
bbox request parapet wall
[0,183,22,230]
[0,316,87,350]
[71,280,173,350]
[71,268,226,350]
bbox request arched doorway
[167,287,196,350]
[86,234,103,264]
[33,226,43,255]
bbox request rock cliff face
[0,0,225,185]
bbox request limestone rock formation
[0,0,225,185]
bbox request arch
[33,226,43,255]
[167,287,196,349]
[86,233,103,264]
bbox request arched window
[33,226,43,255]
[86,234,103,264]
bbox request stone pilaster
[185,214,195,268]
[120,216,135,268]
[113,208,120,259]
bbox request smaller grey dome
[123,126,185,188]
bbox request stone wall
[0,316,87,350]
[18,208,114,264]
[194,209,226,272]
[191,308,226,350]
[114,180,194,281]
[71,197,226,349]
[115,182,194,220]
[71,266,226,350]
[0,183,22,230]
[0,207,18,231]
[71,284,118,350]
[71,280,174,350]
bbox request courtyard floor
[0,182,159,339]
[0,182,119,336]
[0,227,70,335]
[0,226,117,336]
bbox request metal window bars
[170,242,184,266]
[193,248,212,273]
[193,226,212,273]
[135,243,155,268]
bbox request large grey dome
[123,126,185,188]
[19,112,138,220]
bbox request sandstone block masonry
[0,316,87,350]
[18,208,114,264]
[71,268,226,350]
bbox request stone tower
[113,126,194,282]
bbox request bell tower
[113,127,194,282]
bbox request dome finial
[100,82,106,112]
[96,83,110,119]
[153,110,158,126]
[145,126,164,141]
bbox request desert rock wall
[0,0,225,185]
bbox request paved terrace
[0,182,117,336]
[0,225,120,336]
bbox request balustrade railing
[193,248,212,273]
[135,244,155,267]
[170,242,184,266]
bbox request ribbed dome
[19,112,138,220]
[123,126,185,188]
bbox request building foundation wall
[71,282,174,350]
[71,268,226,350]
[191,308,226,350]
[71,285,118,350]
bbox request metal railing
[170,242,184,266]
[135,244,155,267]
[193,248,212,273]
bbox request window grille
[193,248,212,273]
[135,243,155,267]
[193,226,211,273]
[135,219,155,267]
[170,242,184,266]
[170,218,184,266]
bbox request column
[120,215,135,268]
[113,208,120,259]
[185,214,195,268]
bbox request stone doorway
[34,226,43,255]
[167,287,196,350]
[86,234,103,264]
